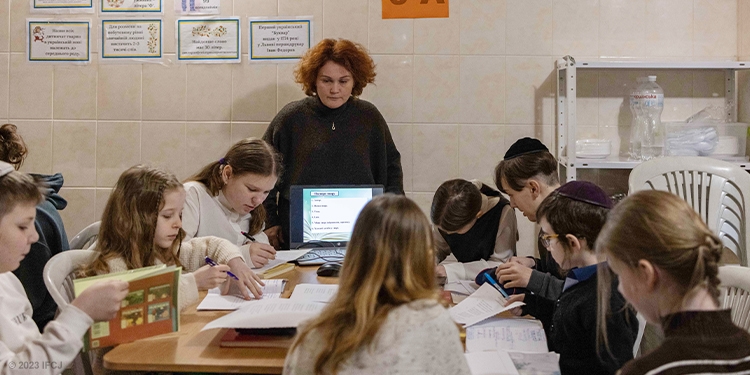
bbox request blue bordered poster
[100,0,162,14]
[249,17,312,62]
[27,19,91,63]
[101,19,162,61]
[176,17,240,63]
[31,0,93,13]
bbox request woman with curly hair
[262,38,404,249]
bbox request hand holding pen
[206,256,264,299]
[240,231,277,268]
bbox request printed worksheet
[289,284,338,303]
[197,279,285,310]
[449,283,524,327]
[466,318,548,353]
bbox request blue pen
[484,273,509,298]
[204,256,239,281]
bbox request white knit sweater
[283,299,471,375]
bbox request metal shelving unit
[556,56,750,181]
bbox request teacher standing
[263,38,404,249]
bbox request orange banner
[382,0,449,19]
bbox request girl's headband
[0,161,13,178]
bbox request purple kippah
[504,137,549,160]
[555,181,613,209]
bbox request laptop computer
[289,185,384,265]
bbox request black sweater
[523,271,638,375]
[621,309,750,375]
[263,96,404,246]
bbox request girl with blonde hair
[597,190,750,374]
[283,194,469,375]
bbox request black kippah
[556,181,613,209]
[504,137,549,160]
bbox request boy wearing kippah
[494,138,564,300]
[506,181,637,375]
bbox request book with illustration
[73,264,181,351]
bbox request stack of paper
[465,351,560,375]
[197,279,286,311]
[465,318,548,353]
[289,284,338,303]
[202,298,326,331]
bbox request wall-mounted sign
[382,0,449,19]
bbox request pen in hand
[484,273,510,299]
[204,256,239,280]
[240,231,256,242]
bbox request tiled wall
[0,0,742,255]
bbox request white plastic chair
[43,250,98,375]
[719,265,750,332]
[68,221,100,250]
[628,156,750,266]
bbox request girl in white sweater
[0,161,128,375]
[82,165,265,309]
[284,195,470,375]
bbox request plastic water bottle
[628,77,647,160]
[640,76,664,160]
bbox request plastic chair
[43,249,98,375]
[628,156,750,266]
[68,221,100,250]
[719,265,750,332]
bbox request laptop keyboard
[296,248,346,265]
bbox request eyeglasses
[539,232,559,248]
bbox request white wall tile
[460,56,505,124]
[599,0,645,58]
[506,0,553,56]
[553,0,599,57]
[413,55,460,123]
[460,0,505,55]
[413,124,459,192]
[368,0,413,54]
[323,0,368,46]
[414,0,460,55]
[360,55,413,123]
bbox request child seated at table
[431,178,517,283]
[284,194,470,375]
[596,190,750,374]
[0,161,128,374]
[506,181,637,375]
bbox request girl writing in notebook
[83,165,264,310]
[596,190,750,374]
[431,179,517,283]
[284,194,470,375]
[508,181,637,375]
[0,161,128,375]
[183,138,282,267]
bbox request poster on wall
[175,0,219,15]
[176,17,240,63]
[100,0,162,14]
[31,0,94,13]
[248,17,312,62]
[382,0,449,19]
[27,19,91,63]
[101,19,162,61]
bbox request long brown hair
[290,194,438,374]
[595,190,723,351]
[187,138,282,235]
[83,165,185,276]
[0,124,28,169]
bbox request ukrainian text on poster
[176,18,240,63]
[175,0,219,15]
[101,0,162,13]
[28,20,90,62]
[102,20,162,60]
[32,0,93,13]
[249,17,311,62]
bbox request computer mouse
[316,262,342,277]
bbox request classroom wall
[0,0,741,256]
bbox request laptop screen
[289,185,384,249]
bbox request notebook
[289,185,383,265]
